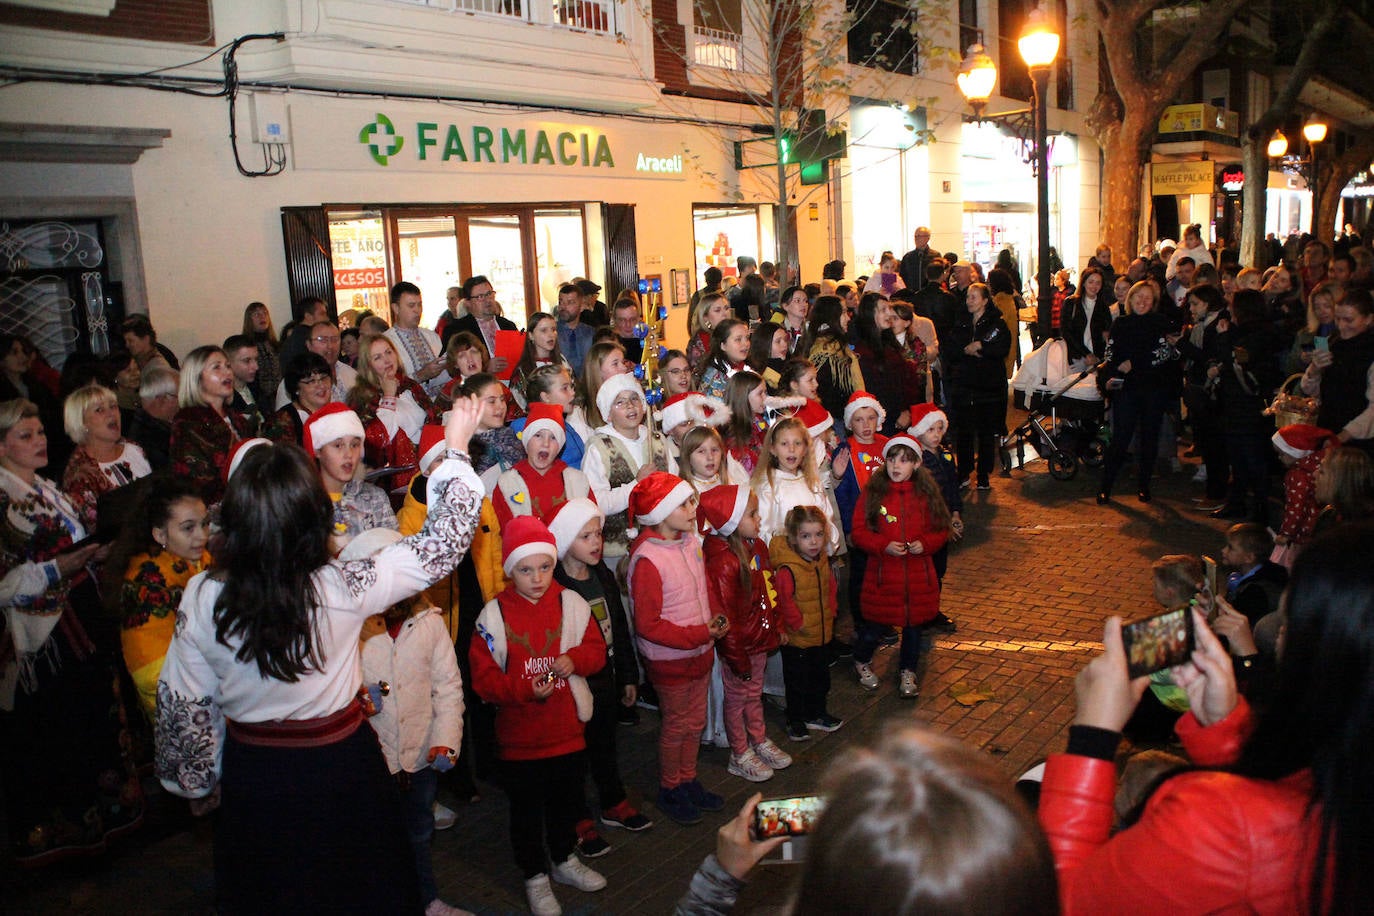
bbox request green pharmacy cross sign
[359,113,405,166]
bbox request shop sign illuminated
[636,153,683,174]
[360,112,614,169]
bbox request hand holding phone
[716,793,787,880]
[752,794,825,839]
[1120,606,1195,679]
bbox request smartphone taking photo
[753,795,824,839]
[1120,606,1195,679]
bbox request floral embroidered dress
[170,405,253,505]
[62,441,153,532]
[0,463,143,865]
[121,548,210,718]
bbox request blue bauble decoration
[657,305,668,321]
[633,321,650,340]
[658,345,668,360]
[633,363,646,380]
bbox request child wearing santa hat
[625,472,728,825]
[1273,423,1334,554]
[698,485,791,783]
[549,498,653,859]
[909,402,962,631]
[582,374,676,571]
[469,516,609,916]
[492,402,594,527]
[304,403,398,555]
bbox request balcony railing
[693,24,743,69]
[389,0,615,33]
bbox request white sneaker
[752,738,793,770]
[855,661,879,690]
[551,855,607,892]
[899,669,920,699]
[1191,467,1207,483]
[433,800,457,831]
[727,749,774,782]
[525,875,562,916]
[424,899,474,916]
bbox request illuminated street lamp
[957,4,1061,340]
[1269,117,1328,235]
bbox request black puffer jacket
[945,302,1012,403]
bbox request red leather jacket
[703,535,781,678]
[849,480,947,627]
[1039,700,1326,914]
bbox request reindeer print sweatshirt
[469,581,606,761]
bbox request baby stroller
[1001,339,1107,480]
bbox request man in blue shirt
[556,282,595,375]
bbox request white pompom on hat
[843,391,887,430]
[595,373,645,424]
[547,497,604,559]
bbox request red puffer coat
[1039,700,1328,914]
[703,535,782,679]
[849,480,947,627]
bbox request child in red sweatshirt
[470,516,608,916]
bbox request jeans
[953,396,1007,484]
[853,621,926,672]
[400,767,440,904]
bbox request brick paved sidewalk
[5,458,1230,914]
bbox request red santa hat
[659,392,728,433]
[225,437,271,483]
[697,485,751,537]
[1272,423,1333,460]
[303,402,365,455]
[883,433,923,460]
[843,391,887,430]
[417,425,447,474]
[521,401,566,450]
[595,373,645,424]
[547,497,604,559]
[794,398,834,438]
[629,471,695,527]
[501,515,559,575]
[907,402,948,439]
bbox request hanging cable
[224,33,288,177]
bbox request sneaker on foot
[601,800,653,832]
[727,749,774,782]
[805,714,843,732]
[977,480,992,491]
[899,669,920,699]
[574,819,611,858]
[681,778,725,812]
[1191,466,1207,483]
[929,611,956,632]
[525,875,562,916]
[855,661,879,690]
[656,785,701,825]
[786,721,812,742]
[425,899,474,916]
[551,854,607,892]
[752,738,793,770]
[433,800,457,831]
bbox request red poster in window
[334,268,387,289]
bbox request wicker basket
[1265,373,1319,428]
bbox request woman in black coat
[1211,289,1283,521]
[1060,267,1112,365]
[851,292,920,434]
[945,282,1012,490]
[1097,281,1182,504]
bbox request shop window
[534,209,589,310]
[326,211,389,322]
[847,0,919,75]
[692,205,762,286]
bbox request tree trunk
[1098,113,1154,261]
[1239,137,1270,269]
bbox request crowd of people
[1,226,1371,914]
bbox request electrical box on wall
[249,93,291,145]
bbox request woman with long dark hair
[806,296,864,425]
[242,302,281,407]
[156,397,485,913]
[1040,520,1374,912]
[850,293,919,435]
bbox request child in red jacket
[849,433,951,700]
[699,485,791,783]
[469,516,608,916]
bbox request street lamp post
[1268,118,1328,237]
[957,6,1060,342]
